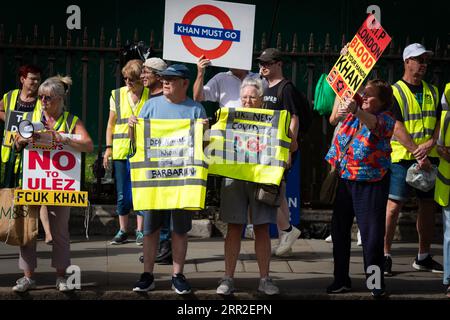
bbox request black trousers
[331,174,390,287]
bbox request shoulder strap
[276,79,291,105]
[337,126,363,166]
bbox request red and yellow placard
[327,14,391,99]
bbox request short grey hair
[240,77,264,97]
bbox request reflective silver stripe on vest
[209,149,287,168]
[113,133,129,139]
[438,170,450,185]
[429,84,438,107]
[4,91,14,127]
[113,89,123,124]
[65,113,75,133]
[393,83,407,116]
[130,159,208,169]
[438,116,450,146]
[132,179,207,188]
[209,129,291,149]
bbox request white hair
[240,77,264,97]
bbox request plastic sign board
[163,0,255,70]
[327,14,391,100]
[14,190,88,207]
[22,134,82,192]
[3,110,24,147]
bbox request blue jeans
[443,205,450,285]
[113,159,143,216]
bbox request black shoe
[110,230,128,245]
[155,240,172,263]
[446,285,450,298]
[326,279,351,294]
[171,273,191,295]
[384,256,393,276]
[412,255,443,273]
[371,287,386,299]
[133,272,155,292]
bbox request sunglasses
[124,77,139,82]
[38,95,55,102]
[409,56,430,64]
[258,61,276,68]
[160,76,183,83]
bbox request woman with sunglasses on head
[103,59,149,246]
[12,75,93,292]
[325,79,395,298]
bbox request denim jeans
[113,159,137,216]
[443,205,450,285]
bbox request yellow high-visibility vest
[206,107,291,186]
[129,119,207,210]
[111,87,149,160]
[391,80,439,162]
[23,110,78,134]
[434,83,450,206]
[1,89,42,163]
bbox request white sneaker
[56,277,73,292]
[244,225,255,239]
[12,277,36,292]
[258,277,279,295]
[216,277,235,295]
[272,247,293,257]
[275,226,301,256]
[357,230,362,246]
[325,235,332,243]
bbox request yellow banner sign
[14,190,88,207]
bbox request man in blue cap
[129,64,207,295]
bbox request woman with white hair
[13,75,93,292]
[216,77,280,296]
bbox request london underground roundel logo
[174,4,241,60]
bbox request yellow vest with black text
[391,80,439,162]
[1,89,42,163]
[207,107,291,186]
[129,119,207,210]
[111,87,149,160]
[434,83,450,206]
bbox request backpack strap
[276,79,291,107]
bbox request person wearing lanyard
[12,75,93,292]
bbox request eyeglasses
[409,56,430,65]
[38,95,55,102]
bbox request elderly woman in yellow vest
[216,77,280,296]
[0,65,55,246]
[435,83,450,297]
[103,59,149,245]
[12,75,93,292]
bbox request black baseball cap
[256,48,283,63]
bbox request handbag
[320,126,363,205]
[255,181,286,207]
[319,166,339,205]
[0,188,39,246]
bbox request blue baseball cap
[157,64,190,79]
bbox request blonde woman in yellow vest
[103,59,149,246]
[435,83,450,296]
[12,75,93,292]
[384,44,443,276]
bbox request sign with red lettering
[327,14,391,99]
[22,134,81,191]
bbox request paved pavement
[0,236,448,300]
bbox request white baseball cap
[143,57,167,72]
[403,43,433,61]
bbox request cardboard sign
[22,134,82,191]
[327,14,391,99]
[163,0,255,70]
[14,190,88,207]
[3,110,24,147]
